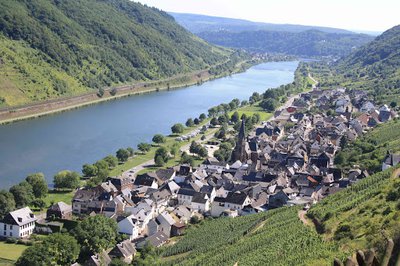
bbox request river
[0,61,299,188]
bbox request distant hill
[339,25,400,74]
[0,0,231,106]
[170,12,356,34]
[313,25,400,104]
[170,13,374,58]
[197,30,373,57]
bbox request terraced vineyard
[308,166,400,253]
[160,207,343,266]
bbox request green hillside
[160,208,343,266]
[0,0,232,106]
[197,30,373,57]
[313,25,400,105]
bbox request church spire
[238,118,245,140]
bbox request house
[109,240,136,264]
[47,202,72,220]
[137,231,168,248]
[382,151,400,170]
[156,212,176,237]
[210,192,251,217]
[171,222,186,237]
[190,193,210,213]
[117,215,140,240]
[0,207,37,239]
[86,251,112,266]
[134,174,158,189]
[177,188,196,205]
[268,191,290,208]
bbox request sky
[135,0,399,32]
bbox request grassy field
[0,242,27,263]
[43,190,75,206]
[231,104,273,121]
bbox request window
[9,232,12,237]
[9,225,12,230]
[3,224,5,230]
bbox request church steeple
[238,119,246,141]
[231,118,248,163]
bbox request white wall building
[0,207,37,239]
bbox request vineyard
[160,207,343,266]
[308,166,400,253]
[335,119,400,172]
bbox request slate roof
[48,202,72,213]
[225,192,248,205]
[177,188,196,197]
[2,207,36,226]
[134,174,156,187]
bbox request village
[1,86,398,265]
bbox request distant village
[1,87,398,265]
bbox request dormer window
[18,217,22,223]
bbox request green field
[231,104,273,121]
[0,242,27,263]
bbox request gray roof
[2,207,36,226]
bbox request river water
[0,61,298,188]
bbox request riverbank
[0,58,258,125]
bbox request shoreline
[0,59,258,125]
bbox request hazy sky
[136,0,399,32]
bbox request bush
[6,237,17,244]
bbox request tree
[137,143,152,154]
[0,190,15,218]
[104,155,118,168]
[10,181,34,208]
[231,111,240,123]
[53,171,80,190]
[155,155,165,167]
[249,92,261,104]
[170,144,179,158]
[179,152,195,166]
[116,148,130,162]
[186,118,194,127]
[152,134,166,145]
[97,88,105,98]
[31,199,46,210]
[95,160,110,181]
[193,118,200,125]
[171,123,184,134]
[259,98,278,112]
[197,146,209,158]
[16,233,80,266]
[82,164,98,177]
[154,147,169,166]
[26,173,48,198]
[110,88,117,96]
[132,243,160,266]
[199,113,207,121]
[73,215,118,254]
[210,117,219,126]
[390,101,397,108]
[127,147,135,157]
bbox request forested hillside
[0,0,231,106]
[171,13,355,34]
[312,25,400,104]
[197,30,373,57]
